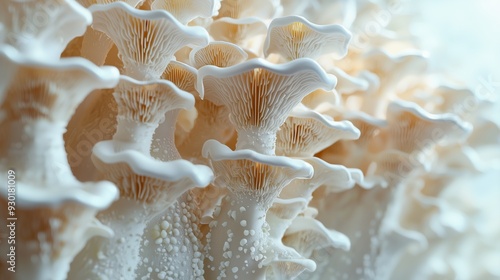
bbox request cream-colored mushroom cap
[189,41,248,68]
[90,2,209,80]
[197,58,336,155]
[264,16,352,61]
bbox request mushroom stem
[137,192,205,279]
[205,194,268,280]
[152,110,182,161]
[236,128,277,155]
[1,120,74,185]
[113,118,158,154]
[73,198,153,280]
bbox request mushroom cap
[0,47,119,123]
[1,179,118,211]
[202,139,314,207]
[277,104,360,157]
[385,100,473,154]
[113,75,195,124]
[0,0,91,60]
[162,61,199,96]
[90,2,209,79]
[189,41,248,68]
[197,58,336,137]
[284,215,351,255]
[263,238,317,280]
[92,140,213,204]
[280,157,356,200]
[264,15,352,61]
[327,66,370,95]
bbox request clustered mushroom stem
[3,0,494,279]
[236,128,277,155]
[2,120,70,182]
[113,117,158,154]
[206,193,269,280]
[75,198,153,280]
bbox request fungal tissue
[0,0,499,280]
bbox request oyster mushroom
[189,41,248,69]
[0,47,120,280]
[264,16,351,61]
[276,104,360,158]
[71,76,213,280]
[197,58,336,155]
[0,0,91,60]
[202,140,313,280]
[90,2,209,80]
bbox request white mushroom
[202,139,313,280]
[276,104,360,157]
[90,2,209,79]
[264,16,351,61]
[0,0,91,60]
[0,48,120,280]
[197,58,336,155]
[189,41,248,69]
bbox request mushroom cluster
[1,0,499,280]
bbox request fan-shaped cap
[151,0,221,25]
[283,216,351,257]
[189,41,248,68]
[167,58,233,160]
[315,110,387,187]
[363,50,428,87]
[202,140,313,208]
[344,110,387,150]
[162,61,198,95]
[197,58,336,155]
[277,104,360,157]
[263,239,317,280]
[264,16,352,61]
[432,85,493,119]
[93,140,213,205]
[0,172,117,210]
[385,100,472,154]
[280,157,355,200]
[0,195,118,280]
[269,197,308,221]
[114,75,194,124]
[328,66,370,94]
[359,50,428,117]
[372,149,424,186]
[112,75,195,154]
[267,197,308,239]
[0,0,91,60]
[90,2,209,80]
[0,49,119,123]
[301,88,340,110]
